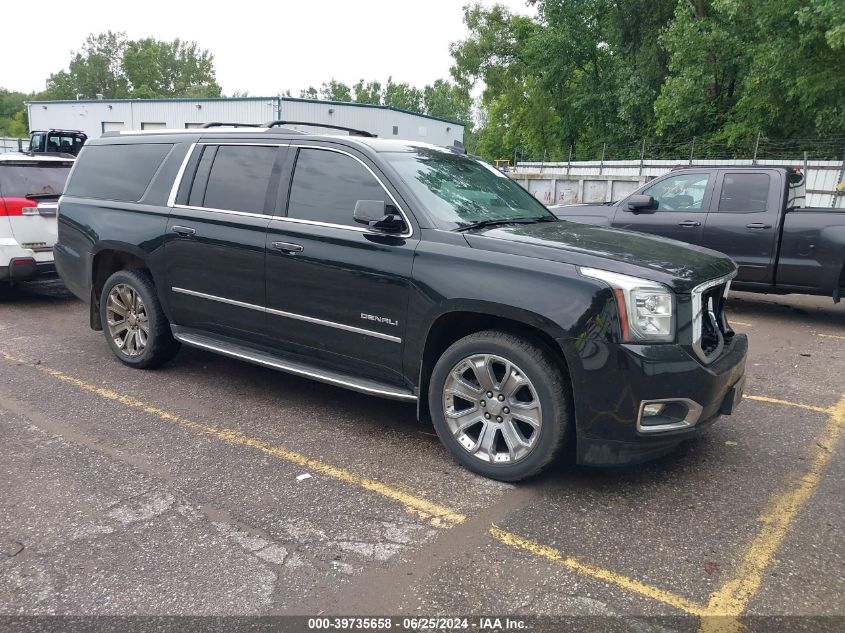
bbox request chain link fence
[511,135,845,209]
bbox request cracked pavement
[0,279,843,626]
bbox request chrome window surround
[166,142,415,238]
[171,287,401,344]
[690,272,736,364]
[286,144,413,238]
[636,398,703,434]
[166,142,286,211]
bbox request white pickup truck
[0,153,74,285]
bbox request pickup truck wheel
[429,330,569,481]
[100,269,179,369]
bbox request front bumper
[569,333,748,466]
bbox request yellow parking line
[818,333,845,341]
[697,392,845,633]
[489,526,707,616]
[745,394,830,414]
[730,320,753,327]
[4,348,841,624]
[0,350,465,527]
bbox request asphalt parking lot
[1,280,843,632]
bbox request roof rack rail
[199,122,265,128]
[263,120,377,138]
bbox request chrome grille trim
[691,272,736,364]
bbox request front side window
[287,148,388,227]
[384,147,552,229]
[717,173,770,212]
[201,145,279,213]
[643,173,710,212]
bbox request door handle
[171,225,196,237]
[746,222,772,229]
[677,220,701,227]
[271,241,304,254]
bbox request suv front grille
[691,274,736,364]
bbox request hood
[462,220,735,293]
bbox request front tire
[100,269,179,369]
[428,330,570,481]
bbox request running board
[171,328,417,402]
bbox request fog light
[637,399,704,433]
[642,403,665,417]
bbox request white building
[26,96,465,146]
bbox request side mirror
[626,194,656,213]
[787,170,804,186]
[353,200,405,233]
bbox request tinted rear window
[66,143,172,202]
[200,145,279,213]
[717,173,771,212]
[0,163,71,198]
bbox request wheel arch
[89,243,155,330]
[415,303,574,428]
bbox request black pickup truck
[551,167,845,301]
[54,124,747,481]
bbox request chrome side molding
[171,287,401,343]
[171,328,417,402]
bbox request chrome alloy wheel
[442,354,543,464]
[106,284,149,357]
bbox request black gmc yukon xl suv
[55,124,747,481]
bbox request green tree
[45,31,129,99]
[320,79,352,101]
[300,86,319,99]
[123,38,220,97]
[352,79,382,104]
[42,32,220,101]
[0,89,29,137]
[383,77,423,112]
[655,0,845,149]
[422,79,472,123]
[451,1,676,161]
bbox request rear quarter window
[65,143,173,202]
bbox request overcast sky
[4,0,534,96]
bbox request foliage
[298,76,473,142]
[453,0,845,161]
[122,38,220,98]
[319,79,353,102]
[0,89,29,136]
[43,31,220,100]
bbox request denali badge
[361,313,399,327]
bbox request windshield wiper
[25,192,62,200]
[455,216,555,232]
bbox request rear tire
[99,269,179,369]
[428,330,570,481]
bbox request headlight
[580,267,675,343]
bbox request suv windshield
[0,163,72,198]
[385,148,553,229]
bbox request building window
[392,126,399,135]
[101,121,125,134]
[141,122,167,130]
